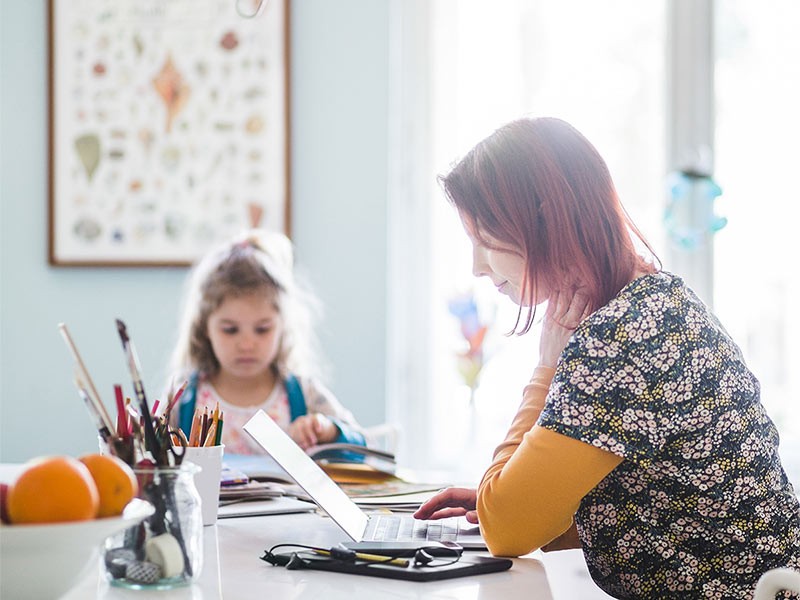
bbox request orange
[79,453,138,518]
[7,456,99,524]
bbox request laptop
[243,410,487,551]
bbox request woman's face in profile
[459,214,550,307]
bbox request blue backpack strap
[178,371,200,435]
[285,374,307,421]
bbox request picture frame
[47,0,290,266]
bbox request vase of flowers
[448,291,492,406]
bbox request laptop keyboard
[365,515,459,542]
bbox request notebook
[243,410,487,550]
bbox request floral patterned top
[538,271,800,599]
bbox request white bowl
[0,498,154,599]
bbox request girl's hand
[288,414,339,449]
[538,288,591,368]
[413,487,479,524]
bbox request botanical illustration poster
[49,0,288,265]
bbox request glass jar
[103,463,203,589]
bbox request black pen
[115,319,161,460]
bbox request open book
[222,443,397,485]
[306,442,397,482]
[307,442,395,463]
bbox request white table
[63,510,614,599]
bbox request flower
[448,292,491,394]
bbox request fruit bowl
[0,498,154,599]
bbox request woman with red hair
[415,118,800,598]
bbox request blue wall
[0,0,390,462]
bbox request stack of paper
[339,481,445,512]
[218,496,316,519]
[219,480,286,504]
[352,490,442,512]
[222,453,294,483]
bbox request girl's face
[206,292,283,381]
[460,214,550,307]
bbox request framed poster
[47,0,290,266]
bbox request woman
[414,117,800,598]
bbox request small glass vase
[103,463,203,590]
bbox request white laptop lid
[243,410,368,541]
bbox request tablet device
[283,554,512,582]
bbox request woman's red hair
[440,117,657,333]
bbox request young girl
[414,117,800,598]
[167,229,365,454]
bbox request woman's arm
[477,424,622,556]
[476,290,621,557]
[415,366,621,557]
[421,289,622,556]
[415,365,621,558]
[415,366,555,523]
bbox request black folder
[270,554,512,582]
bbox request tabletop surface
[59,507,614,600]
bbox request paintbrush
[73,372,114,443]
[58,323,116,435]
[115,318,161,461]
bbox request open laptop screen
[243,410,368,541]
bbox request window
[387,0,800,482]
[389,0,666,479]
[714,1,800,455]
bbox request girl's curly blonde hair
[168,229,324,382]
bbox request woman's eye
[222,327,238,335]
[255,326,272,335]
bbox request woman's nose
[472,245,489,278]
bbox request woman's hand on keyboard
[413,487,478,523]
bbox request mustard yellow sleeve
[490,366,555,462]
[477,367,623,557]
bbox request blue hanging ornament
[663,170,727,251]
